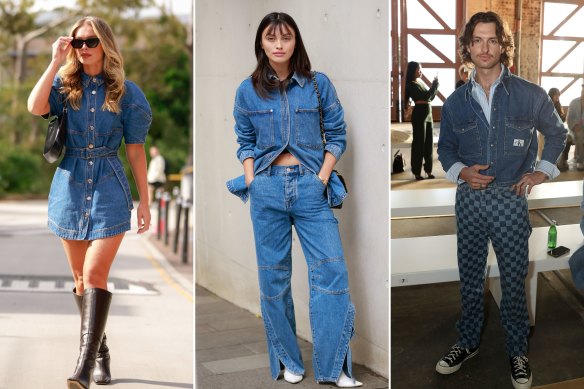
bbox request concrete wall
[195,0,389,377]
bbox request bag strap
[311,71,326,146]
[394,149,402,158]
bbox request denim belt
[65,147,118,159]
[258,164,309,176]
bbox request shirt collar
[81,72,105,88]
[466,63,510,99]
[267,72,307,87]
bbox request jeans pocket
[312,173,327,189]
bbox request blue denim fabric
[232,72,346,175]
[227,171,347,208]
[455,183,531,356]
[46,73,151,240]
[249,165,355,382]
[438,66,567,186]
[568,218,584,292]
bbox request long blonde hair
[59,16,125,113]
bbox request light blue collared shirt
[469,63,504,125]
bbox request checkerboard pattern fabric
[454,183,531,356]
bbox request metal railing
[155,185,191,264]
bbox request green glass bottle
[548,220,557,249]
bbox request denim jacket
[227,71,348,206]
[438,66,567,186]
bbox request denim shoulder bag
[43,96,67,163]
[311,72,348,209]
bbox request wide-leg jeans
[455,183,531,357]
[249,164,355,382]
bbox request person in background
[567,83,584,171]
[27,16,151,388]
[456,64,471,89]
[436,11,566,389]
[549,88,570,171]
[147,145,167,205]
[405,61,439,180]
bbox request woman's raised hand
[52,36,73,63]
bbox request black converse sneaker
[510,355,532,389]
[435,344,479,374]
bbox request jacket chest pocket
[295,108,322,150]
[505,118,534,156]
[249,109,274,150]
[453,120,481,158]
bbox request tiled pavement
[195,285,389,389]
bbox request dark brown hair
[458,11,515,68]
[251,12,311,99]
[404,61,420,101]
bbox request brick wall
[520,0,542,83]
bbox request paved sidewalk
[0,200,193,389]
[196,285,389,389]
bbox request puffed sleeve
[44,75,64,119]
[233,79,256,163]
[314,72,347,161]
[121,80,152,144]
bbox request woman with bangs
[27,16,152,389]
[227,12,361,387]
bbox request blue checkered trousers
[455,183,531,356]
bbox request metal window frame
[540,0,584,95]
[391,0,464,122]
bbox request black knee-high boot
[68,288,112,389]
[73,289,112,385]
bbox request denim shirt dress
[46,73,152,240]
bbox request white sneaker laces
[512,356,529,378]
[444,345,464,364]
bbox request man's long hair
[458,11,515,68]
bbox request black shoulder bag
[43,100,67,163]
[311,72,348,209]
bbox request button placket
[84,79,99,228]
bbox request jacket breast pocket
[295,108,322,150]
[453,120,481,158]
[249,109,274,150]
[505,118,534,156]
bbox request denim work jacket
[438,66,567,187]
[227,71,348,207]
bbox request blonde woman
[27,16,152,389]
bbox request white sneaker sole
[435,349,479,375]
[511,374,532,389]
